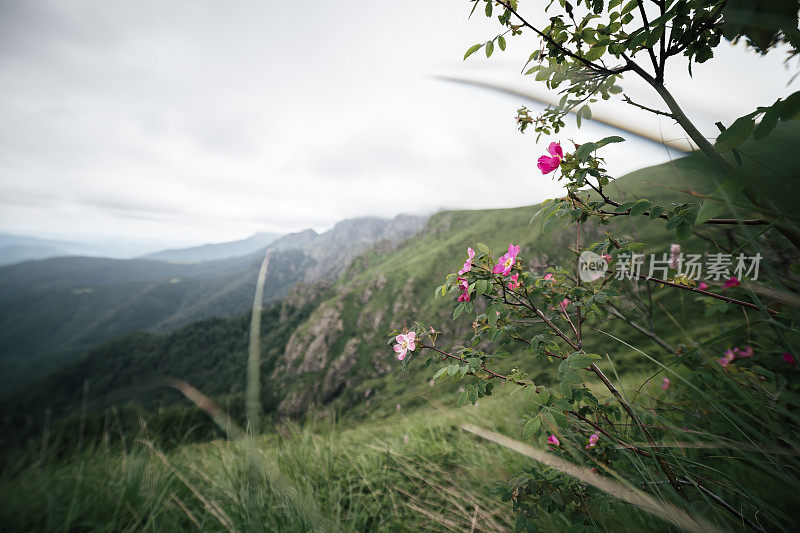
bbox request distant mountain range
[0,234,112,266]
[141,232,282,262]
[0,214,427,390]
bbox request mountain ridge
[0,215,427,390]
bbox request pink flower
[559,298,571,311]
[783,352,797,366]
[734,346,753,358]
[458,247,476,275]
[492,244,520,276]
[718,349,735,367]
[456,277,470,302]
[543,273,554,281]
[393,331,416,361]
[586,432,600,449]
[669,244,681,270]
[723,276,740,289]
[537,142,563,174]
[661,377,670,390]
[602,254,612,263]
[697,282,709,290]
[547,434,560,446]
[507,273,521,290]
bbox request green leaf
[485,41,494,58]
[583,45,606,61]
[778,91,800,121]
[630,30,649,49]
[593,291,608,304]
[468,387,479,404]
[433,367,448,380]
[551,410,569,427]
[665,216,683,230]
[464,44,482,60]
[629,200,651,217]
[614,201,636,213]
[621,0,637,15]
[453,303,465,319]
[476,242,492,254]
[715,116,755,151]
[456,391,468,407]
[498,35,506,51]
[485,1,492,17]
[580,105,592,119]
[522,417,541,439]
[675,221,692,240]
[754,105,780,139]
[562,369,584,384]
[567,353,595,369]
[645,26,664,47]
[648,205,664,220]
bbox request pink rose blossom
[783,352,797,366]
[559,298,571,311]
[543,273,554,281]
[586,432,600,449]
[537,142,563,174]
[393,331,416,361]
[602,254,612,262]
[493,244,520,276]
[669,243,681,270]
[456,277,471,302]
[547,434,560,446]
[697,282,709,290]
[718,349,735,367]
[661,377,670,390]
[458,247,476,275]
[735,346,753,358]
[508,273,521,290]
[723,276,740,289]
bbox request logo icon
[578,251,608,282]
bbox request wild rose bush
[391,0,800,529]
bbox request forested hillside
[0,215,425,390]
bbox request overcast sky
[1,0,797,252]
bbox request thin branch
[634,274,780,316]
[634,0,660,74]
[623,95,673,117]
[605,303,676,353]
[582,181,767,226]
